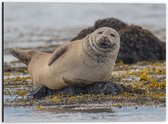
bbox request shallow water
[4,106,166,122]
[4,3,166,30]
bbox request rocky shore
[4,60,165,110]
[4,17,166,112]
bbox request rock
[71,17,165,64]
[118,25,165,64]
[28,86,48,99]
[94,18,128,31]
[4,64,11,72]
[30,82,126,99]
[71,17,127,41]
[71,27,95,41]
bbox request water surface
[4,3,166,53]
[4,106,166,122]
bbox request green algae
[4,72,11,76]
[34,105,46,111]
[15,90,29,97]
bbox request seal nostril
[110,34,115,37]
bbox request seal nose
[97,36,113,49]
[102,36,112,46]
[103,37,110,43]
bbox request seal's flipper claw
[48,45,68,65]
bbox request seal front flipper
[62,75,94,87]
[10,48,38,65]
[48,44,68,65]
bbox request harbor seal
[10,27,120,90]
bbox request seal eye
[98,31,103,34]
[110,34,115,37]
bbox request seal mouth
[90,35,112,53]
[97,36,113,49]
[95,35,116,50]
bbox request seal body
[11,27,120,90]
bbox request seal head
[83,27,120,62]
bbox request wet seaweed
[4,61,166,110]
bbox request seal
[11,27,120,90]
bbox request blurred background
[4,3,166,62]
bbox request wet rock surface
[30,82,127,99]
[71,18,165,64]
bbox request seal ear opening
[48,45,67,66]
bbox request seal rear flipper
[48,44,68,65]
[10,48,37,65]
